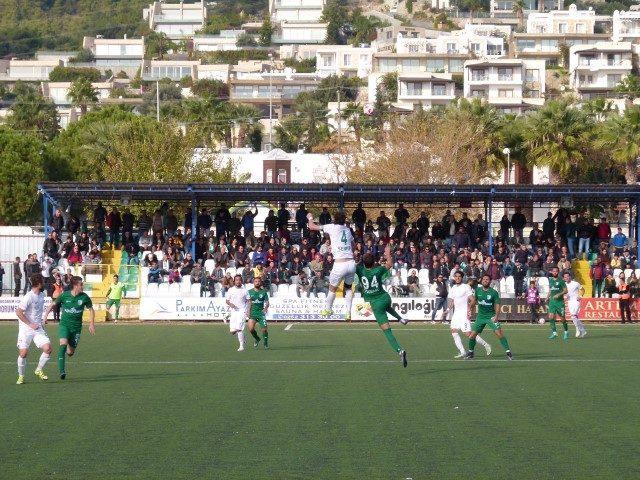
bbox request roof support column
[636,199,640,267]
[43,194,49,235]
[488,190,494,257]
[629,201,634,239]
[191,196,197,259]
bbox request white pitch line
[284,323,293,331]
[1,358,638,366]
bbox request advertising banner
[0,297,54,320]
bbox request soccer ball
[363,103,375,116]
[355,302,373,317]
[538,318,546,325]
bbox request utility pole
[156,80,160,122]
[268,53,273,149]
[337,88,341,139]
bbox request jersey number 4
[360,276,378,290]
[341,231,348,244]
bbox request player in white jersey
[225,275,248,351]
[307,211,356,320]
[563,272,587,338]
[447,271,491,358]
[15,273,52,384]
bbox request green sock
[250,329,260,342]
[386,306,402,321]
[549,320,557,332]
[562,321,568,332]
[58,345,67,373]
[499,336,510,351]
[115,304,120,320]
[263,330,269,347]
[383,328,401,353]
[469,337,477,352]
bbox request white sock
[344,288,354,316]
[326,291,336,310]
[476,335,490,350]
[17,356,26,376]
[572,316,586,333]
[452,332,466,355]
[37,352,50,371]
[237,331,245,347]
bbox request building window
[471,68,486,81]
[498,67,513,81]
[277,169,287,183]
[608,74,622,87]
[408,44,419,53]
[401,59,420,71]
[576,23,586,34]
[470,43,480,53]
[266,169,273,183]
[516,39,536,51]
[498,89,514,98]
[379,58,397,72]
[432,83,447,96]
[558,23,567,34]
[321,54,334,67]
[405,81,422,96]
[525,68,539,82]
[470,89,486,98]
[607,54,622,66]
[343,54,351,66]
[426,59,445,72]
[447,42,457,54]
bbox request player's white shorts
[450,314,471,333]
[17,326,50,350]
[568,300,580,316]
[229,311,246,332]
[329,260,356,287]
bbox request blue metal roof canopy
[38,182,640,258]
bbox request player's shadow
[67,372,197,383]
[273,345,338,350]
[411,363,527,375]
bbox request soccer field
[1,322,639,480]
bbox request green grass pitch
[1,322,639,480]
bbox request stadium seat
[624,269,633,279]
[182,275,191,285]
[157,283,169,296]
[226,267,236,277]
[636,269,640,279]
[288,284,298,297]
[180,281,192,294]
[400,268,408,285]
[214,283,222,297]
[537,277,549,298]
[204,259,215,274]
[140,267,150,286]
[168,282,181,296]
[146,283,159,297]
[277,284,289,297]
[505,276,515,295]
[613,268,622,279]
[154,251,164,261]
[317,292,326,299]
[499,278,507,294]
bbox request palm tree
[295,97,329,151]
[615,74,640,108]
[582,97,616,121]
[596,106,640,184]
[68,78,98,115]
[522,99,593,180]
[512,0,525,29]
[340,102,363,146]
[229,104,261,148]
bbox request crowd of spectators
[4,201,640,301]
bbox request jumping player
[307,211,356,320]
[43,276,95,379]
[246,277,269,349]
[225,275,248,351]
[563,272,587,338]
[447,271,491,358]
[355,242,408,367]
[547,267,569,340]
[465,274,513,360]
[15,273,52,384]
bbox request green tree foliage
[596,106,640,184]
[197,49,269,65]
[258,14,273,46]
[615,74,640,101]
[69,48,95,63]
[322,0,348,44]
[145,32,177,60]
[68,77,98,114]
[49,66,101,82]
[283,58,317,73]
[7,83,59,140]
[190,79,229,99]
[139,80,183,118]
[236,33,258,47]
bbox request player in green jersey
[356,242,408,367]
[105,274,126,322]
[246,276,270,349]
[547,267,569,340]
[43,276,95,379]
[465,274,513,360]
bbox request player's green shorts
[370,293,393,325]
[59,323,82,348]
[106,299,121,308]
[472,316,501,334]
[249,313,267,328]
[548,301,565,316]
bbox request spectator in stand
[151,210,163,238]
[168,267,182,284]
[590,257,607,298]
[542,254,556,276]
[318,207,332,225]
[107,207,122,247]
[296,271,310,297]
[612,227,628,255]
[179,253,194,276]
[542,212,555,242]
[618,272,632,323]
[487,257,502,290]
[596,217,611,246]
[526,280,540,323]
[628,272,639,298]
[309,270,329,297]
[265,210,278,237]
[352,203,366,232]
[453,227,471,249]
[214,245,230,269]
[122,208,135,237]
[136,209,151,239]
[502,257,514,279]
[577,219,592,259]
[197,208,212,234]
[511,207,526,243]
[166,209,179,238]
[13,257,22,297]
[295,203,308,232]
[242,206,258,246]
[394,203,410,227]
[558,255,572,275]
[148,261,162,284]
[215,204,231,239]
[513,259,527,297]
[43,232,61,264]
[603,272,617,298]
[240,264,253,284]
[50,208,64,234]
[498,215,510,242]
[94,201,107,233]
[416,211,429,239]
[190,262,203,285]
[431,274,448,321]
[407,269,421,296]
[376,211,391,236]
[277,203,290,231]
[67,245,83,265]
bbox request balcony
[498,74,513,81]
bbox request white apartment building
[431,0,451,9]
[82,36,144,77]
[196,64,231,83]
[143,59,200,81]
[270,0,328,43]
[279,44,322,60]
[612,10,640,42]
[396,31,505,58]
[526,4,595,34]
[192,31,246,52]
[41,81,113,106]
[491,0,562,18]
[316,45,373,78]
[4,60,62,81]
[143,1,207,39]
[464,58,546,113]
[397,72,456,110]
[569,42,633,99]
